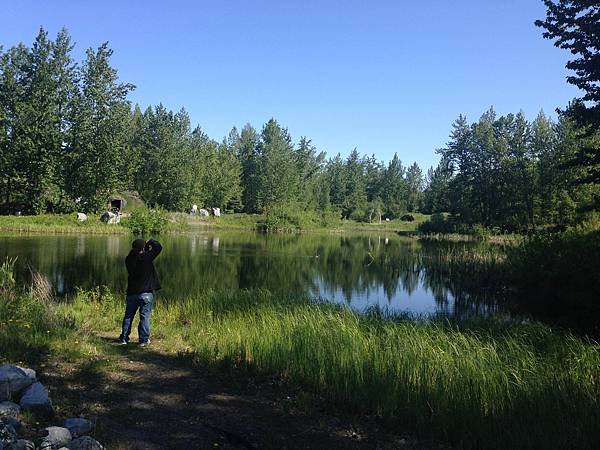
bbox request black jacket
[126,239,162,295]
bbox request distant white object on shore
[212,207,221,217]
[100,211,120,224]
[76,213,87,222]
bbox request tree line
[0,28,427,221]
[1,17,598,230]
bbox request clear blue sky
[0,0,579,170]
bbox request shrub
[259,204,332,231]
[124,208,169,235]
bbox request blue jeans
[119,292,154,343]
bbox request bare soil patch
[32,333,435,450]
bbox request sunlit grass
[2,262,598,450]
[0,214,128,234]
[63,288,600,449]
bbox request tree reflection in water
[0,233,507,319]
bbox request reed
[64,288,600,450]
[2,269,598,449]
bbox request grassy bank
[1,270,598,449]
[0,214,128,234]
[0,212,428,235]
[184,212,428,234]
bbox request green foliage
[0,213,127,234]
[0,257,17,290]
[259,203,340,231]
[57,288,600,450]
[124,208,169,235]
[507,220,600,330]
[536,1,600,132]
[418,213,499,238]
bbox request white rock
[42,427,71,450]
[19,383,53,415]
[64,436,103,450]
[76,213,87,222]
[100,211,120,224]
[199,208,209,217]
[63,418,92,438]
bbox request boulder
[63,418,91,438]
[19,383,53,416]
[0,422,17,448]
[100,211,120,224]
[64,436,103,450]
[199,208,209,217]
[41,427,71,450]
[5,440,35,450]
[75,213,87,222]
[0,417,20,432]
[0,402,19,419]
[212,207,221,217]
[0,366,36,401]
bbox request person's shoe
[117,339,128,345]
[139,339,151,347]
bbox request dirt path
[36,333,424,450]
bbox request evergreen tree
[342,148,367,219]
[422,156,452,214]
[536,1,600,130]
[135,105,193,210]
[236,124,259,213]
[381,153,408,218]
[0,43,29,211]
[536,1,600,188]
[295,137,325,209]
[405,162,424,213]
[255,119,297,212]
[68,42,134,212]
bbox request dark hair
[132,239,145,252]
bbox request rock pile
[0,365,103,450]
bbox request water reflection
[0,233,503,318]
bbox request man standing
[118,238,162,346]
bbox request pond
[0,232,507,319]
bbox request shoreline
[1,281,598,449]
[0,213,517,241]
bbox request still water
[0,232,503,318]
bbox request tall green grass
[61,288,600,450]
[0,214,128,234]
[2,251,598,450]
